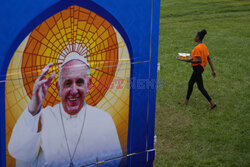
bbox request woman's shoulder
[200,43,208,48]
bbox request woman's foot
[209,100,216,109]
[209,104,217,110]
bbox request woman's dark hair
[197,29,207,41]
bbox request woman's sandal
[209,104,217,110]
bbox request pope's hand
[28,63,55,116]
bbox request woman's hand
[212,71,216,78]
[186,58,192,63]
[28,63,55,116]
[208,56,216,78]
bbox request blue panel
[127,62,150,154]
[147,0,161,150]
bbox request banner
[0,0,160,166]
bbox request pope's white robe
[8,103,122,167]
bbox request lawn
[154,0,250,166]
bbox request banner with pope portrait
[5,5,130,167]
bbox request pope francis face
[57,60,91,115]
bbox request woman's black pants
[186,65,212,102]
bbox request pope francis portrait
[8,51,122,167]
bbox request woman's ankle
[210,100,215,106]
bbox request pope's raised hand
[28,63,55,116]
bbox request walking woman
[181,29,217,109]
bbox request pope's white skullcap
[61,52,89,68]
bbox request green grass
[154,0,250,166]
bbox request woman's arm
[207,56,216,78]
